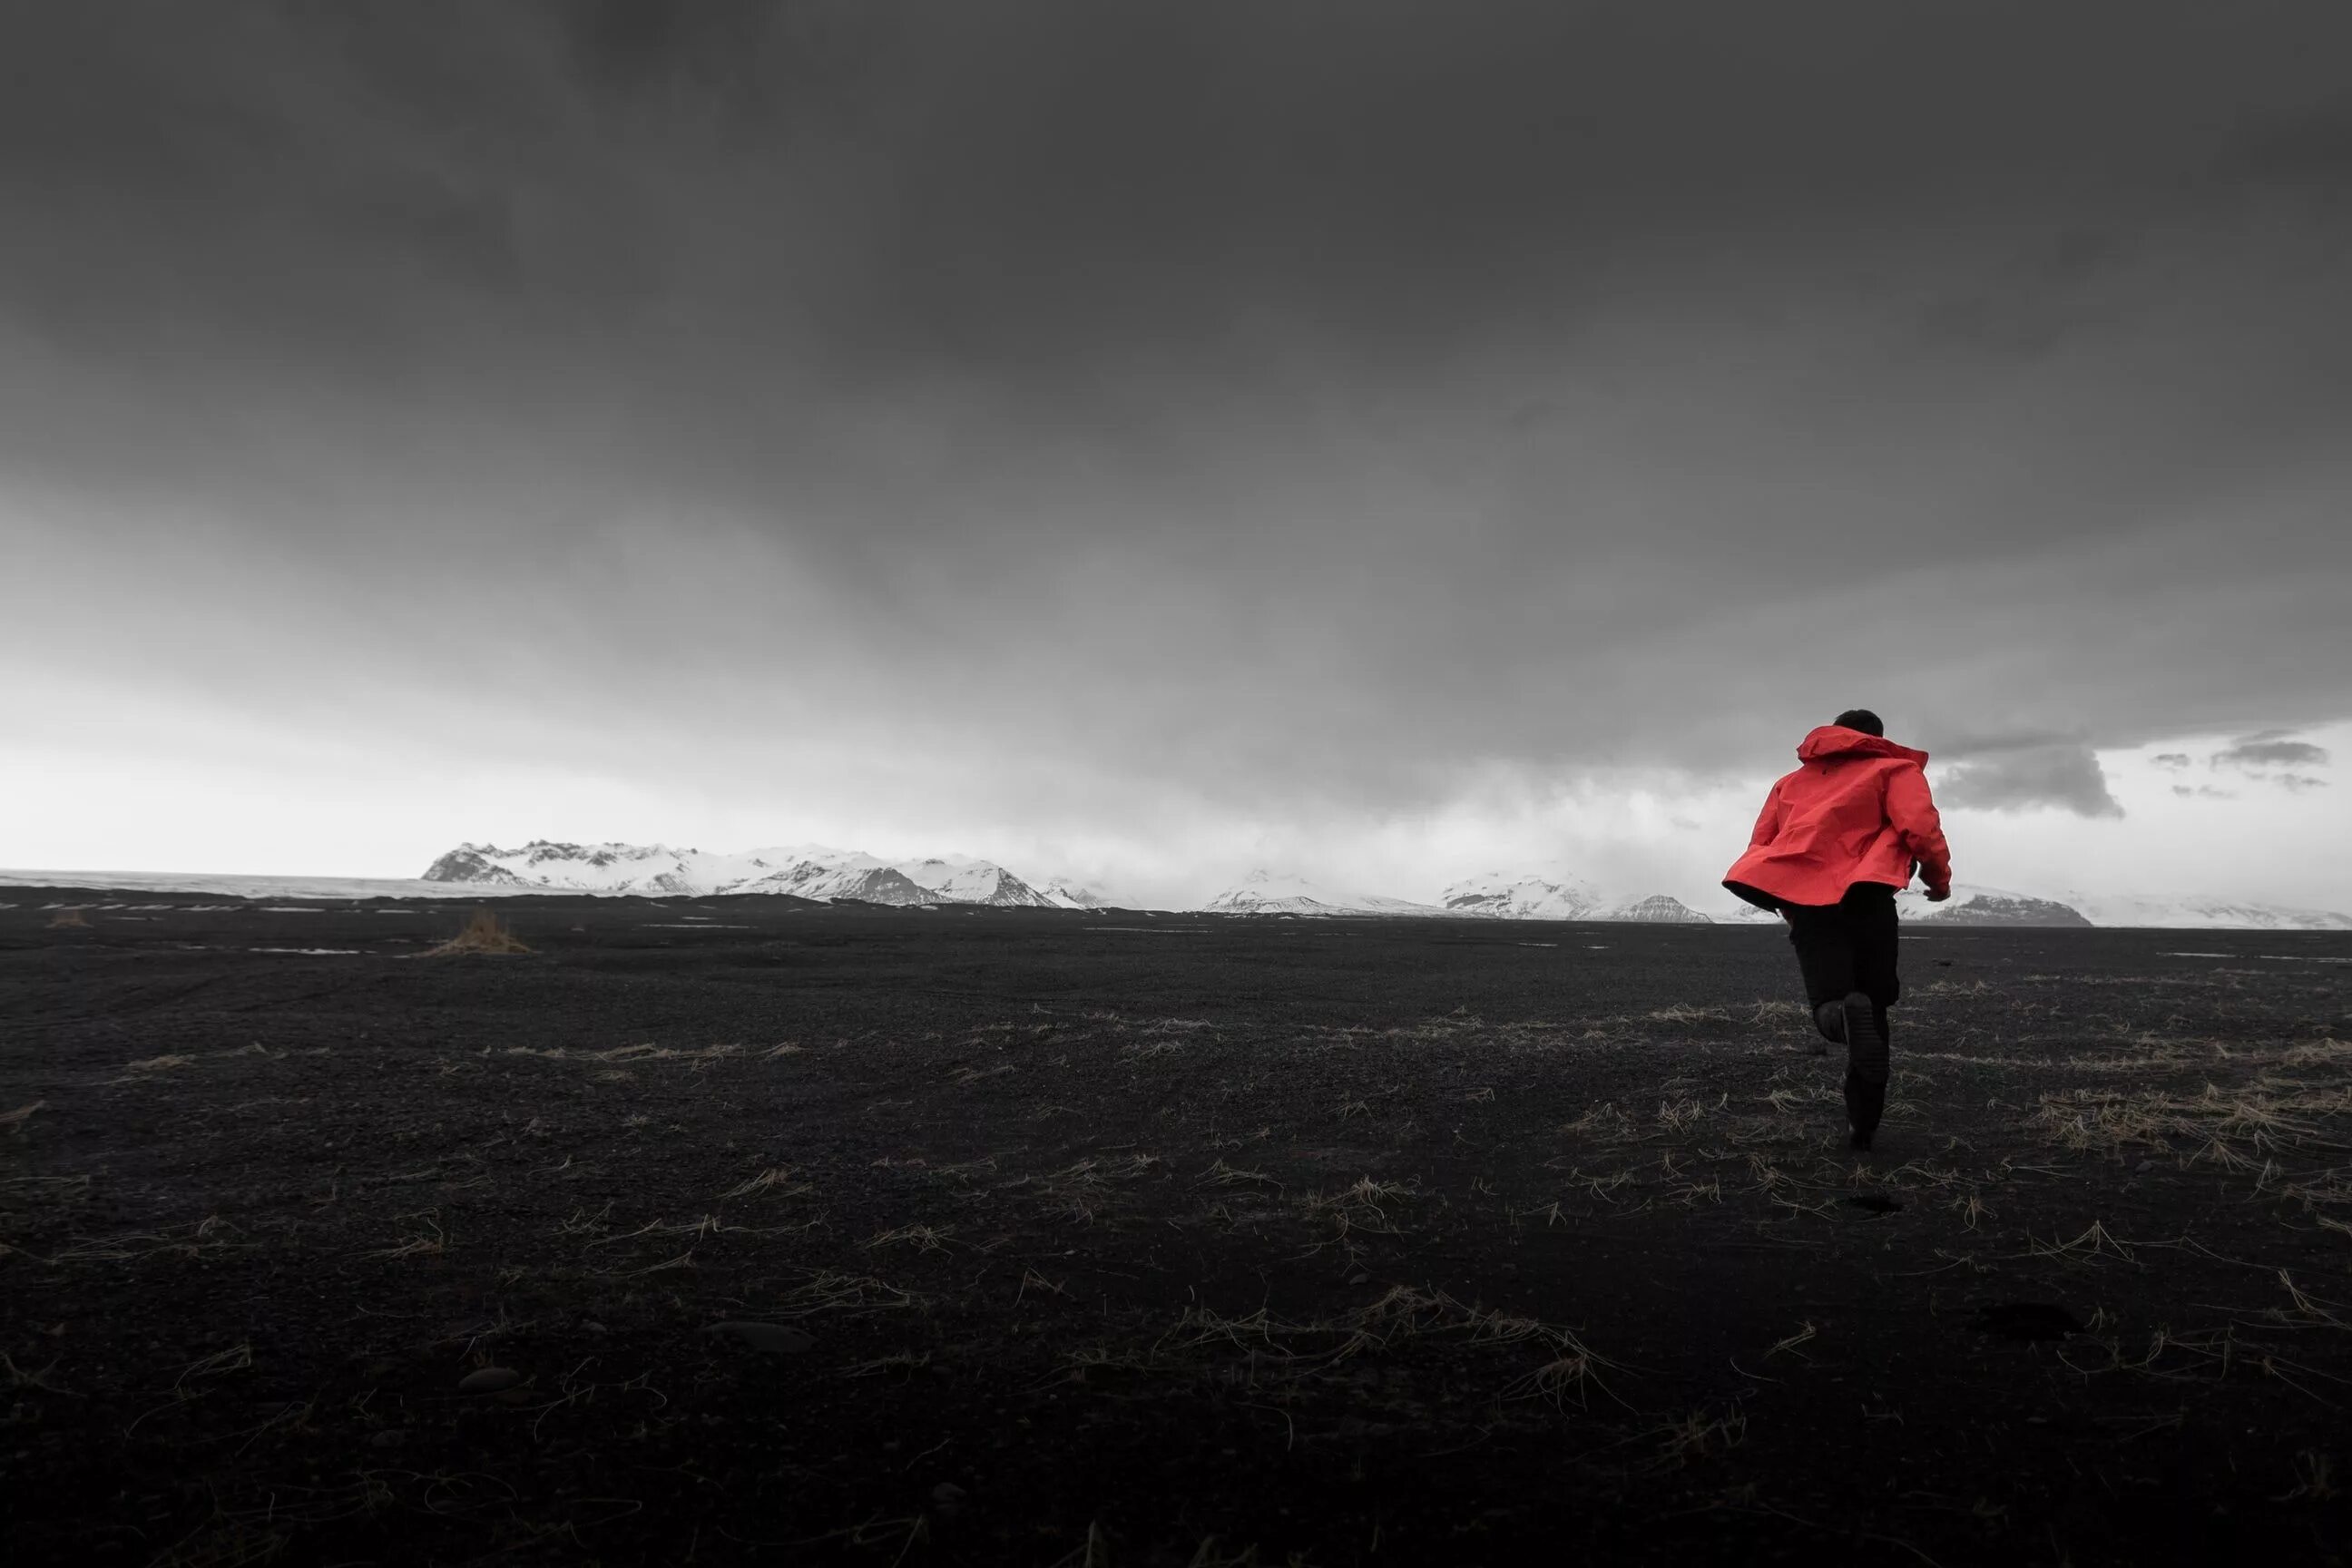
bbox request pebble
[2135,1159,2155,1173]
[930,1482,967,1515]
[1347,1272,1371,1286]
[369,1429,409,1448]
[701,1320,815,1354]
[458,1367,522,1393]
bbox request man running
[1723,710,1953,1152]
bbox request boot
[1809,1000,1842,1057]
[1840,992,1887,1086]
[1841,997,1890,1150]
[1844,1074,1886,1151]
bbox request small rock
[369,1428,409,1448]
[1347,1272,1370,1286]
[581,1321,608,1334]
[931,1482,966,1504]
[458,1367,522,1394]
[2134,1160,2155,1174]
[701,1320,815,1355]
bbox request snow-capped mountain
[1723,881,2347,929]
[1440,870,1603,920]
[1040,878,1117,910]
[421,841,1056,907]
[1200,869,1446,917]
[2058,891,2352,931]
[421,842,729,896]
[1896,885,2092,926]
[412,845,2352,929]
[723,857,936,906]
[887,858,1060,908]
[1604,895,1712,924]
[1893,882,2352,930]
[1444,870,1712,923]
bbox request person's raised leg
[1783,904,1853,1057]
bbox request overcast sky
[5,2,2349,909]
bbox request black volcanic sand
[4,889,2349,1566]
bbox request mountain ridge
[407,843,2352,927]
[421,840,1056,907]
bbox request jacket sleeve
[1747,777,1787,848]
[1887,764,1952,891]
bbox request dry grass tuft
[367,1212,447,1259]
[720,1166,812,1200]
[1645,1004,1731,1024]
[425,910,533,957]
[2028,1219,2140,1265]
[1563,1101,1639,1140]
[863,1222,955,1254]
[1652,1406,1748,1465]
[1656,1093,1726,1133]
[2278,1269,2351,1330]
[1194,1159,1280,1190]
[107,1054,196,1084]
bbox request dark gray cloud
[2211,732,2333,769]
[4,1,2351,830]
[2277,774,2331,792]
[2151,753,2192,769]
[1936,740,2126,818]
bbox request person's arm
[1747,778,1787,848]
[1888,764,1952,898]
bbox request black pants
[1783,881,1900,1016]
[1781,883,1899,1138]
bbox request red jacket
[1724,726,1953,910]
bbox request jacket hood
[1796,725,1929,767]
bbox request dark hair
[1833,709,1884,737]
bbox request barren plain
[4,891,2347,1565]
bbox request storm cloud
[1935,740,2127,819]
[4,2,2350,887]
[2211,732,2333,769]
